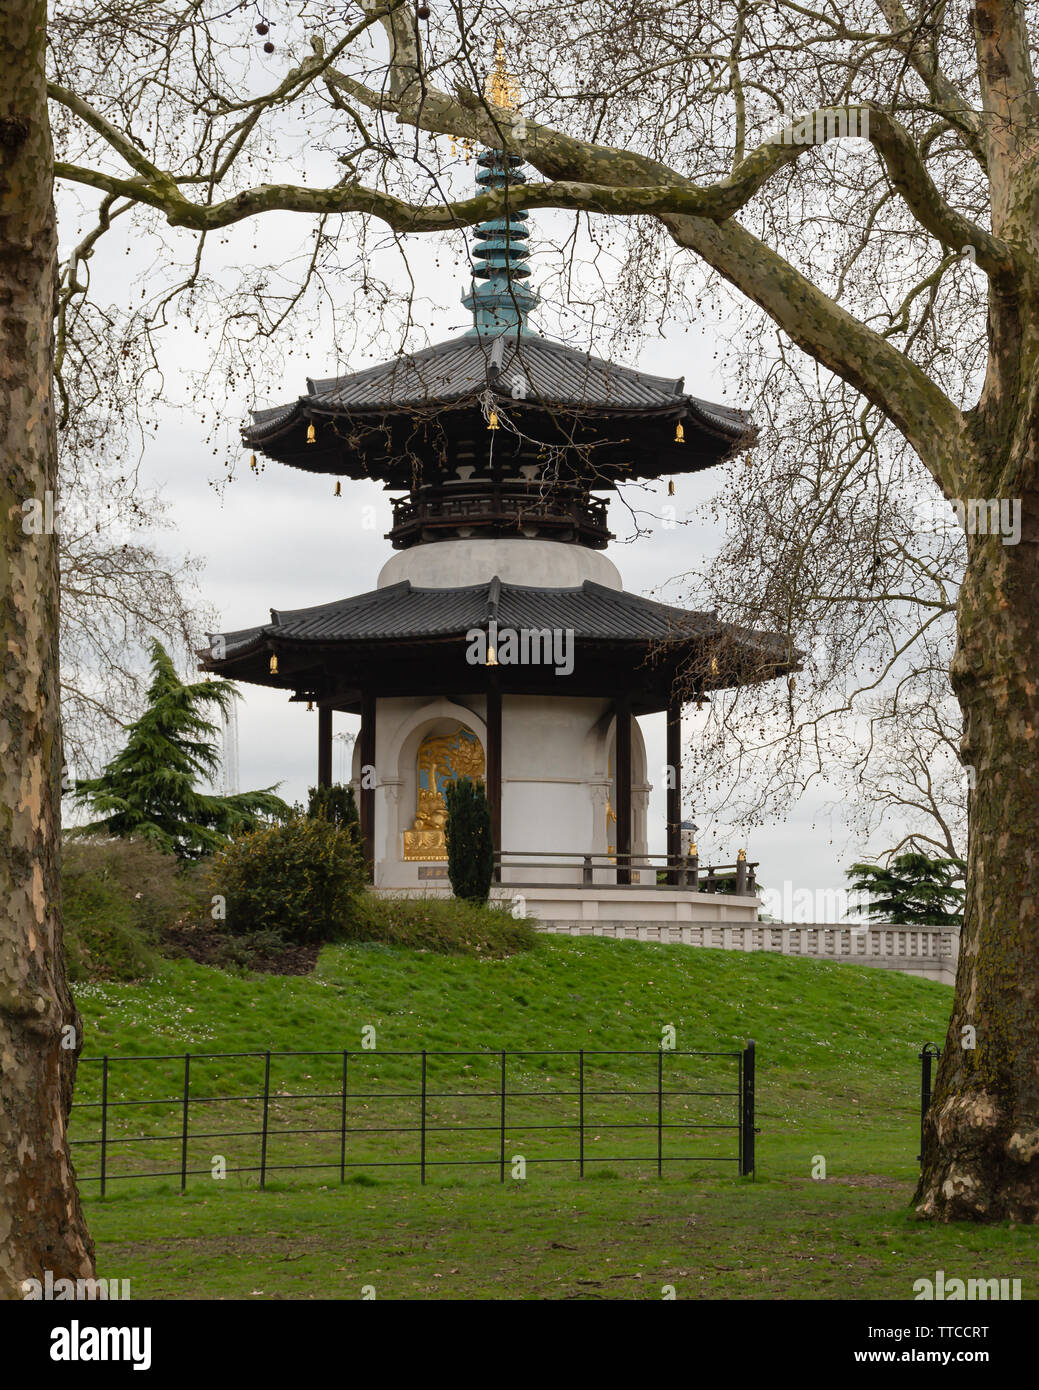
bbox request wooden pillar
[666,692,682,886]
[486,683,502,883]
[615,697,632,886]
[359,693,376,880]
[317,706,333,789]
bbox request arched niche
[387,699,488,863]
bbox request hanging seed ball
[263,40,275,52]
[417,4,430,16]
[256,22,269,34]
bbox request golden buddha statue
[403,726,485,860]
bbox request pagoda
[202,49,794,922]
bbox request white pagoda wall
[377,537,624,591]
[353,693,650,890]
[352,534,655,890]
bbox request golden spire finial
[485,35,521,110]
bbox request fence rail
[70,1043,757,1194]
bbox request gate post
[918,1042,941,1163]
[740,1039,756,1178]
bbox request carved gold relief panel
[402,725,485,861]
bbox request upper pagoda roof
[243,330,753,485]
[249,332,749,431]
[244,142,754,485]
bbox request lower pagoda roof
[202,578,796,715]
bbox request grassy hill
[73,935,951,1182]
[67,935,1039,1299]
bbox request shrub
[210,815,368,945]
[341,893,537,957]
[444,777,494,904]
[62,873,160,982]
[306,783,360,842]
[62,838,208,981]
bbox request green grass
[86,1176,1039,1301]
[72,937,1039,1299]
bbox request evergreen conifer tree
[71,639,289,859]
[444,777,494,904]
[846,852,966,927]
[307,783,361,843]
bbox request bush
[341,893,537,957]
[210,815,368,945]
[306,783,360,841]
[62,873,159,982]
[445,777,494,904]
[62,838,208,981]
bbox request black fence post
[180,1054,191,1192]
[578,1049,585,1177]
[919,1042,941,1163]
[259,1051,271,1190]
[420,1050,428,1185]
[499,1050,506,1183]
[657,1049,664,1178]
[100,1055,109,1198]
[740,1039,756,1178]
[339,1050,348,1184]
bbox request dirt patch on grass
[160,924,319,976]
[828,1174,909,1190]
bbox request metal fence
[70,1042,757,1194]
[918,1041,942,1161]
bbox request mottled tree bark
[0,0,95,1296]
[915,491,1039,1220]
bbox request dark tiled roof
[210,579,726,658]
[246,332,750,442]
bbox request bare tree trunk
[916,486,1039,1220]
[0,0,94,1295]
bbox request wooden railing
[388,485,611,549]
[491,849,758,893]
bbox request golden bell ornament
[269,654,279,675]
[674,422,685,444]
[334,480,341,497]
[306,422,316,444]
[488,410,500,431]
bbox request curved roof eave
[242,331,754,449]
[202,578,794,675]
